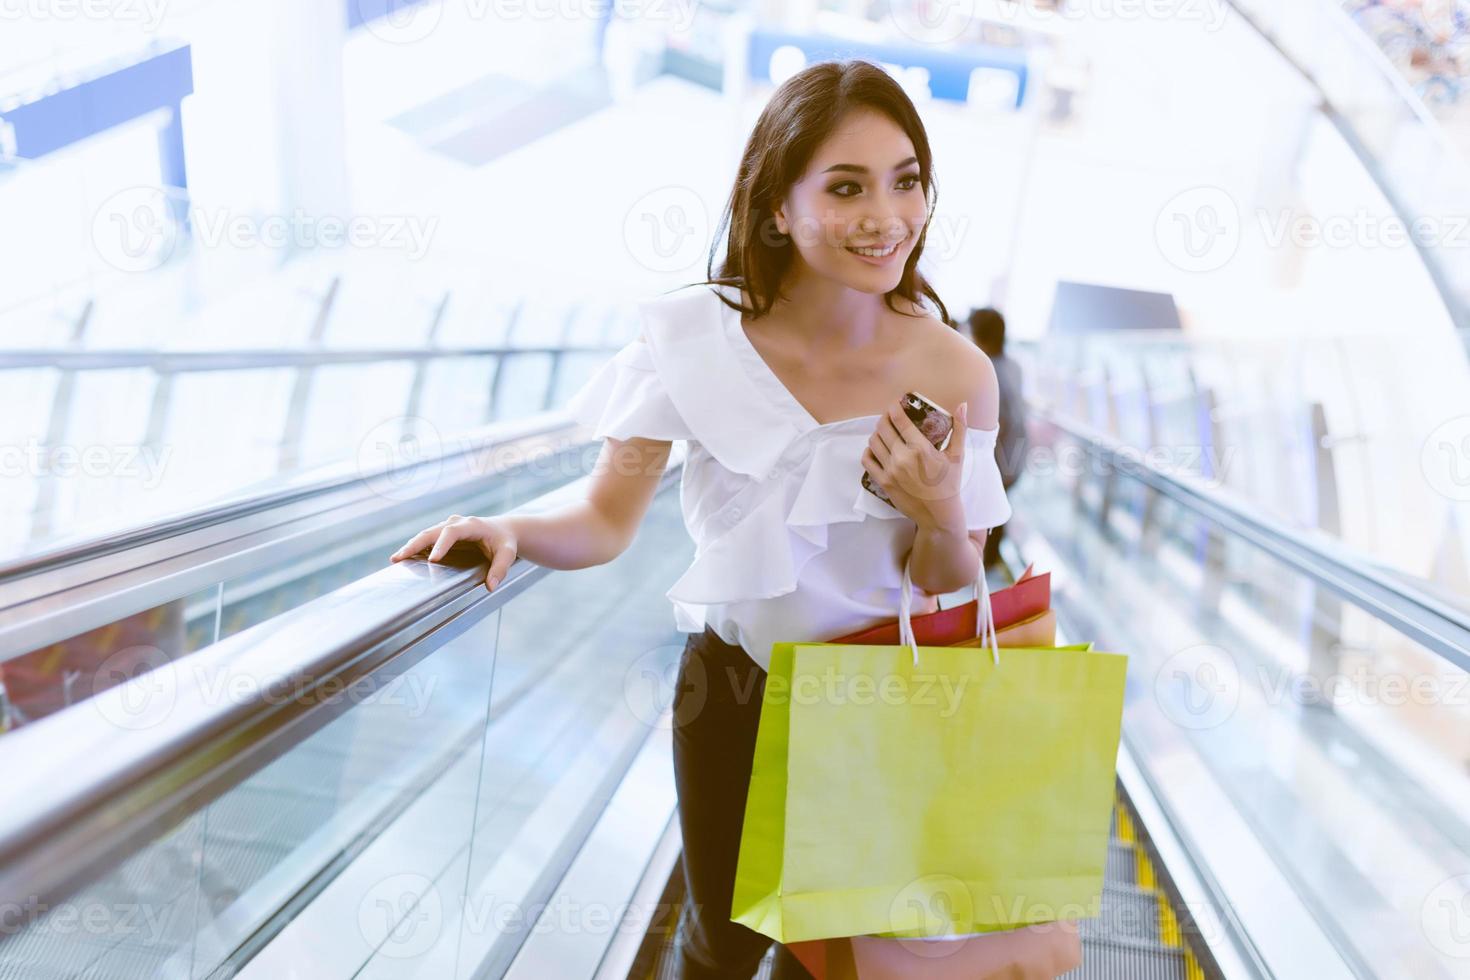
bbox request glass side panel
[1012,425,1470,978]
[0,482,694,979]
[0,448,593,732]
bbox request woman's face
[772,108,929,294]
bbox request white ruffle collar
[637,283,1002,608]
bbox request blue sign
[0,43,194,191]
[747,30,1027,107]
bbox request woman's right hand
[389,514,519,593]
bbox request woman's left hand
[862,398,968,530]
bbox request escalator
[2,389,1466,976]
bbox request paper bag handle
[899,544,999,668]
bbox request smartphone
[862,391,955,505]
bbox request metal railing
[1034,406,1470,672]
[0,445,687,977]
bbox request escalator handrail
[0,413,579,582]
[0,414,592,664]
[0,455,686,921]
[1038,405,1470,673]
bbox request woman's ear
[771,198,789,237]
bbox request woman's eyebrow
[821,156,919,175]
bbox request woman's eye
[830,174,921,198]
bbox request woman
[390,60,1011,979]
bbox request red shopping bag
[828,563,1049,647]
[790,923,1082,980]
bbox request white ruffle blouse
[564,282,1013,672]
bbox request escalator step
[635,803,1202,980]
[1060,938,1188,979]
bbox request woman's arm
[390,435,672,591]
[908,521,985,597]
[510,436,672,568]
[901,350,1002,596]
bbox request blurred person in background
[968,307,1027,567]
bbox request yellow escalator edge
[1157,890,1182,948]
[1115,799,1135,845]
[1133,841,1156,890]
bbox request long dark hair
[696,59,950,326]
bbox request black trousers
[671,626,812,980]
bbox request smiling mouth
[844,240,903,258]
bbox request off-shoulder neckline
[710,283,999,438]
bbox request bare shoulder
[890,301,1000,429]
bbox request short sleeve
[960,425,1013,531]
[564,336,694,442]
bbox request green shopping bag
[730,638,1127,945]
